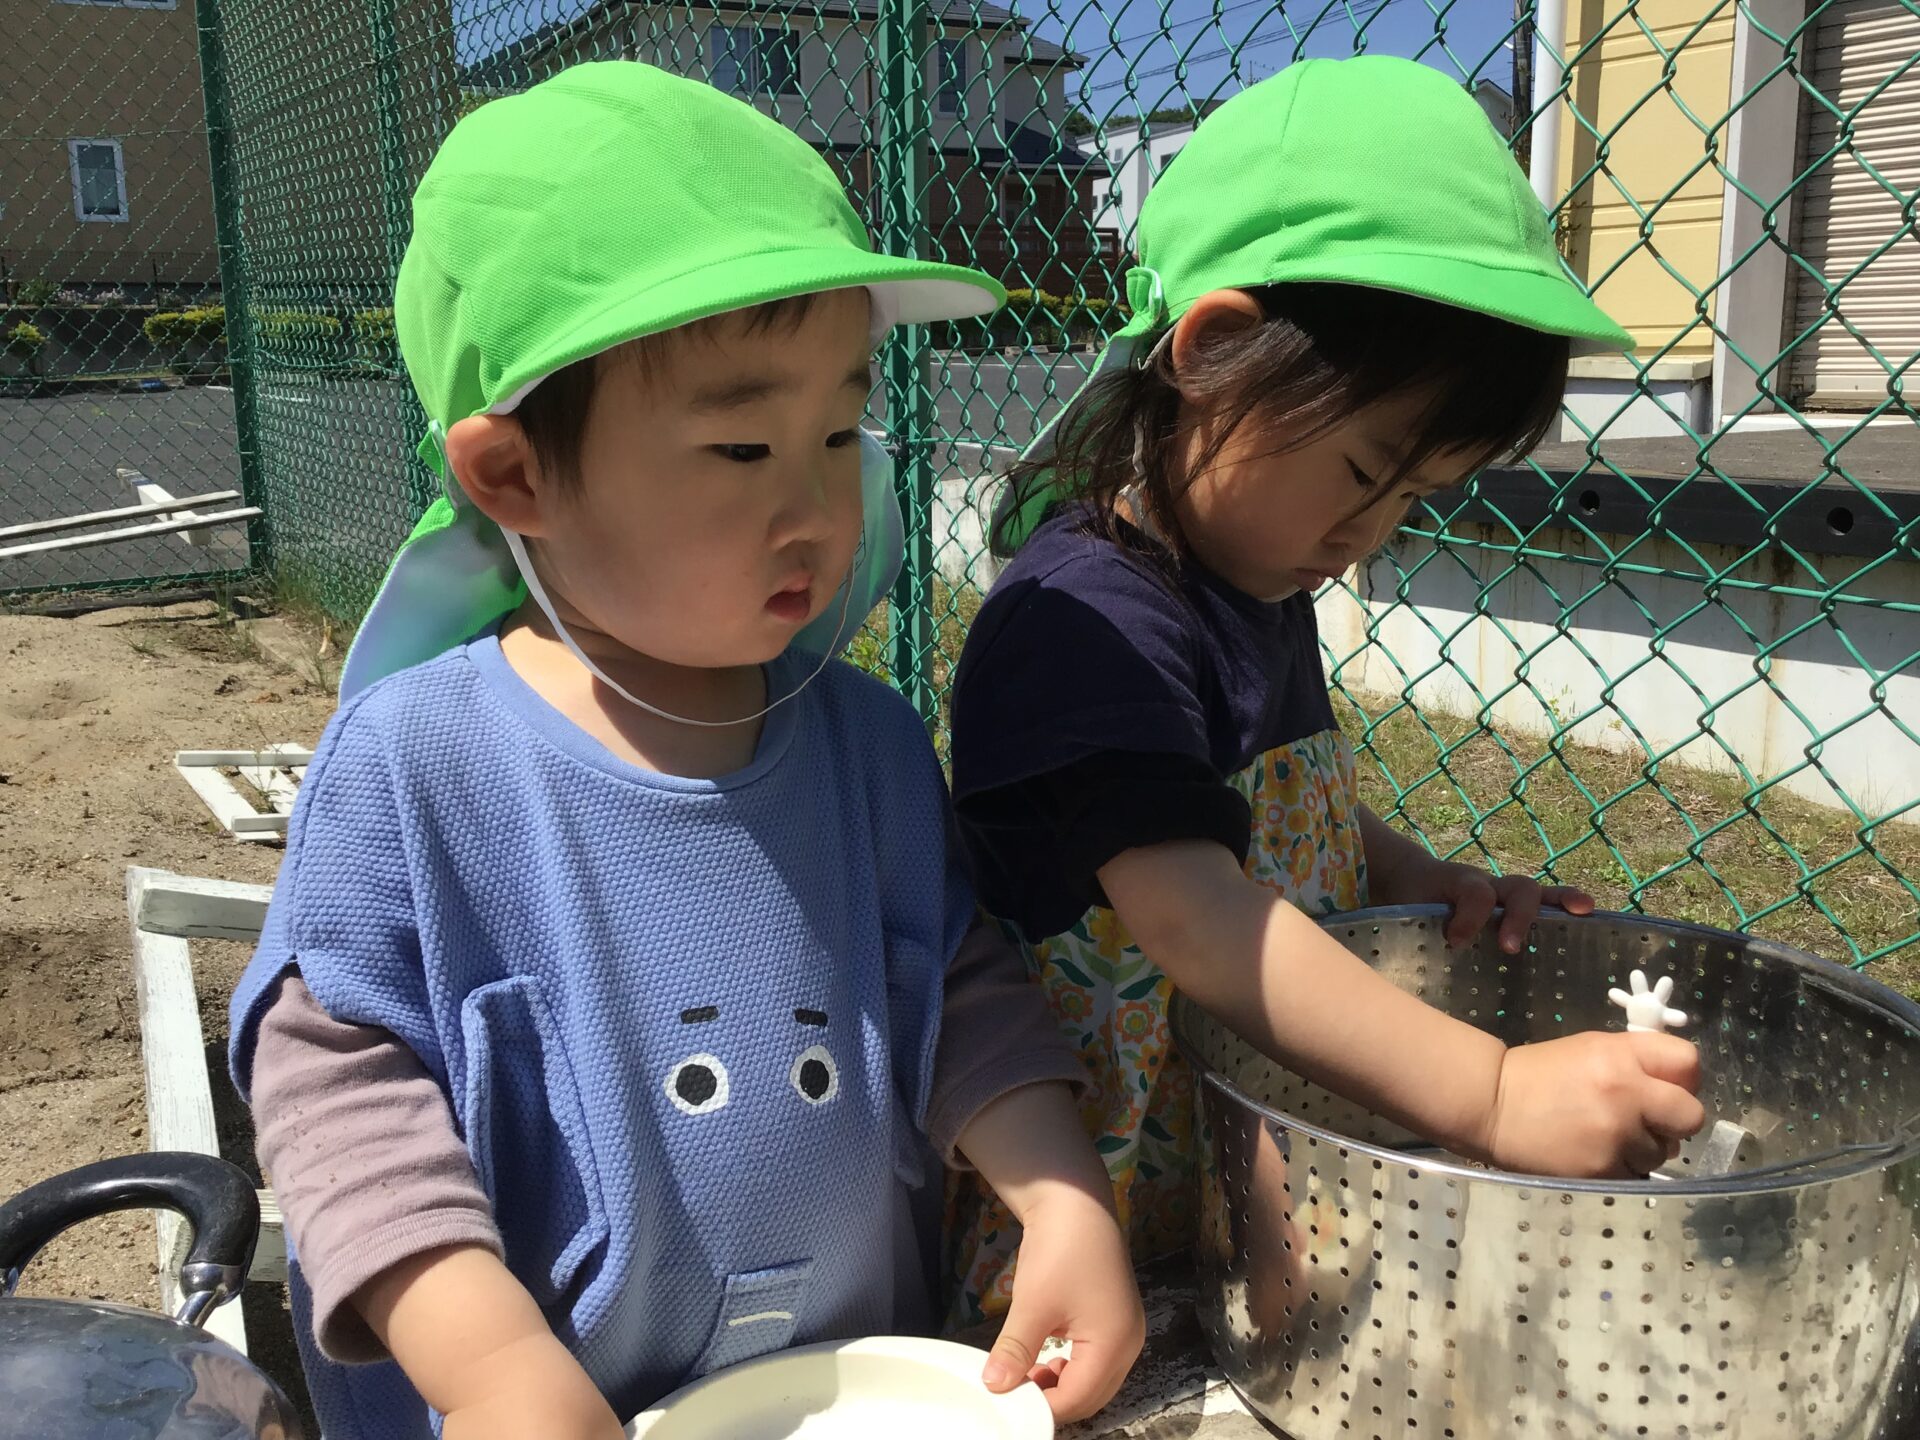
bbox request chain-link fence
[4,0,1915,968]
[0,1,252,597]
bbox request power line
[1078,0,1398,93]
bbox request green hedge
[5,322,46,354]
[931,288,1129,351]
[256,309,344,343]
[144,306,227,348]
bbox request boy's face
[528,288,873,668]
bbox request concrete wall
[930,467,1919,817]
[1319,525,1920,816]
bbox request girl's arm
[1098,839,1704,1177]
[956,1082,1145,1425]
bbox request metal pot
[1176,905,1920,1440]
[0,1151,304,1439]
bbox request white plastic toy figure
[1608,969,1690,1034]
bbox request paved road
[1,353,1096,597]
[10,351,1908,598]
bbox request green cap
[1115,55,1630,349]
[400,60,1002,454]
[343,61,1003,698]
[997,56,1631,550]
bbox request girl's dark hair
[515,292,822,492]
[992,282,1572,558]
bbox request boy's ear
[1168,288,1265,400]
[443,414,549,538]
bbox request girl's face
[1171,386,1476,601]
[1165,290,1482,602]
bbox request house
[1546,0,1919,434]
[460,0,1105,296]
[0,0,219,297]
[1078,115,1198,257]
[1470,77,1515,137]
[1083,75,1514,262]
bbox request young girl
[945,54,1707,1318]
[227,64,1142,1439]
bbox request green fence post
[876,0,938,728]
[367,0,437,520]
[193,0,271,579]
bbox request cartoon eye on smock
[790,1044,839,1104]
[666,1053,730,1115]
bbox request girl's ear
[1167,288,1265,401]
[444,414,549,538]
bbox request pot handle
[0,1151,259,1327]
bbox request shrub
[144,306,227,348]
[255,309,343,343]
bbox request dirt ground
[0,597,336,1402]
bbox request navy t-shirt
[950,507,1340,939]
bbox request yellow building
[1550,0,1918,432]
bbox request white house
[1077,115,1197,257]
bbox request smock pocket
[458,975,610,1309]
[692,1261,814,1376]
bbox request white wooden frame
[66,137,129,224]
[126,867,286,1357]
[174,746,313,840]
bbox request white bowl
[624,1336,1055,1439]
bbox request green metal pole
[877,0,938,728]
[368,0,436,520]
[193,0,271,580]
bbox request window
[709,26,800,98]
[937,39,966,115]
[67,139,127,223]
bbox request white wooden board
[125,868,250,1355]
[174,746,311,841]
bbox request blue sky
[455,0,1525,119]
[1061,0,1522,119]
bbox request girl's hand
[984,1186,1146,1424]
[1380,853,1594,953]
[1482,1029,1705,1178]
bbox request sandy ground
[0,597,337,1414]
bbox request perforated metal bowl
[1174,906,1920,1440]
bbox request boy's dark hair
[992,282,1572,559]
[516,293,823,492]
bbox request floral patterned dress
[946,695,1368,1324]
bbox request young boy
[229,62,1143,1440]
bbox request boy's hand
[1378,852,1594,954]
[1483,1030,1705,1178]
[984,1187,1145,1424]
[440,1332,626,1440]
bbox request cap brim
[488,247,1004,412]
[1144,253,1634,355]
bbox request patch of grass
[844,578,981,762]
[1337,691,1920,990]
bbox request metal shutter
[1786,0,1920,406]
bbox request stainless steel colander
[1174,905,1920,1439]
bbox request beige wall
[1557,0,1736,357]
[0,0,219,288]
